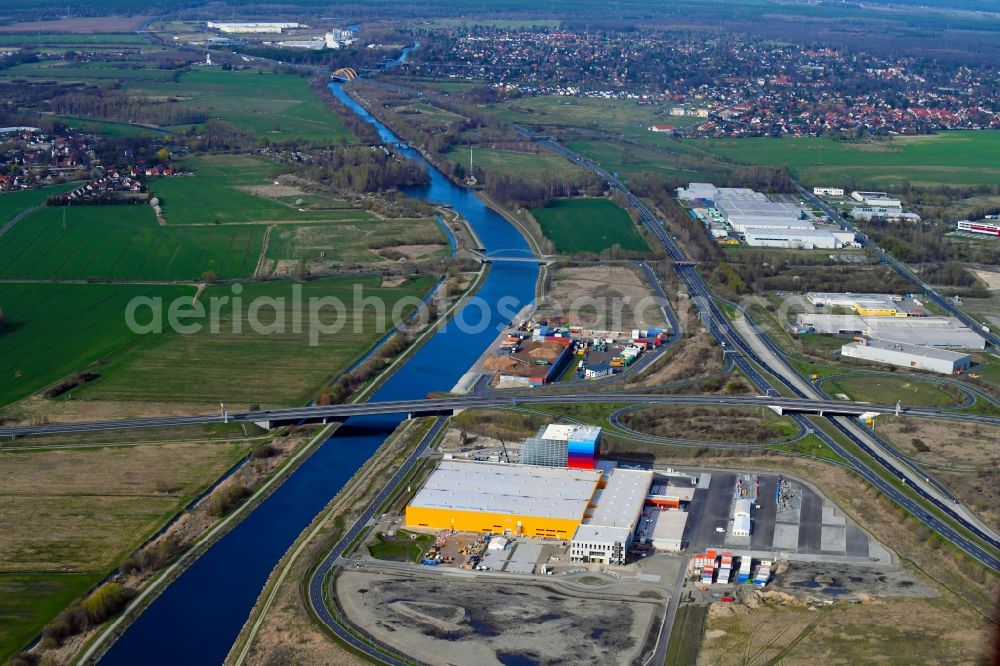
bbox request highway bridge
[6,393,996,438]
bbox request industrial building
[570,465,654,565]
[794,314,984,349]
[743,228,854,249]
[637,508,689,551]
[806,292,919,317]
[406,458,666,567]
[957,219,1000,237]
[521,424,602,469]
[841,338,972,375]
[732,498,753,537]
[850,191,902,208]
[850,206,921,222]
[207,21,300,33]
[405,460,601,539]
[813,187,844,197]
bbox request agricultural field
[0,283,194,408]
[0,205,266,281]
[262,217,447,270]
[148,154,370,226]
[127,69,355,143]
[73,275,437,406]
[52,115,167,138]
[530,197,650,254]
[0,183,76,226]
[0,437,253,660]
[691,131,1000,188]
[0,60,175,82]
[443,145,588,178]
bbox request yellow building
[405,460,603,539]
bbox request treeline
[862,218,1000,265]
[310,78,379,144]
[629,172,724,262]
[39,582,136,650]
[321,331,413,404]
[481,170,602,210]
[302,145,429,193]
[49,90,206,127]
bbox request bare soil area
[535,265,667,331]
[335,570,659,666]
[700,596,990,666]
[970,268,1000,291]
[238,184,306,198]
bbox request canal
[99,83,539,664]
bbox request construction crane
[495,431,511,463]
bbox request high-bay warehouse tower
[521,424,601,469]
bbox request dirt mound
[483,356,520,372]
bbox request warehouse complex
[678,182,856,249]
[805,292,924,317]
[842,338,972,375]
[957,219,1000,237]
[406,428,694,566]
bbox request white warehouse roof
[409,460,600,521]
[587,468,654,529]
[540,424,601,442]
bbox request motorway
[5,392,997,438]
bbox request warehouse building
[850,206,921,222]
[521,424,602,469]
[406,460,656,566]
[957,219,1000,237]
[207,21,300,33]
[744,228,853,249]
[732,498,753,537]
[851,191,902,208]
[795,314,984,349]
[637,508,689,551]
[405,460,601,539]
[570,466,654,565]
[813,187,844,197]
[806,292,918,317]
[841,339,972,375]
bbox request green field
[367,530,434,562]
[74,276,437,405]
[0,573,94,659]
[0,33,147,46]
[0,183,76,225]
[488,95,700,144]
[0,205,266,280]
[129,69,355,143]
[148,155,370,226]
[824,375,963,408]
[2,60,176,82]
[692,131,1000,188]
[530,198,651,254]
[53,115,167,138]
[565,139,710,182]
[444,145,588,178]
[0,283,194,407]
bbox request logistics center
[405,448,693,565]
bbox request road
[305,416,447,666]
[797,185,1000,348]
[5,392,995,438]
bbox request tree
[155,147,170,163]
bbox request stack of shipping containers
[737,556,751,583]
[754,560,772,586]
[718,552,733,584]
